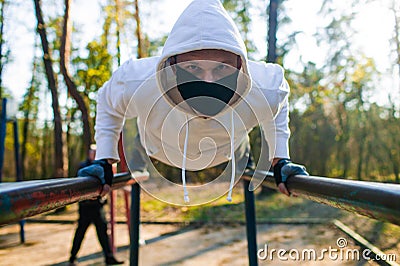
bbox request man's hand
[273,159,308,197]
[77,159,114,197]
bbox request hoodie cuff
[268,136,289,161]
[94,136,121,163]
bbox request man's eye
[215,64,228,71]
[214,64,236,76]
[186,65,201,71]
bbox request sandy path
[1,220,378,266]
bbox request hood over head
[156,0,251,116]
[154,0,252,203]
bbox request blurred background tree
[0,0,397,185]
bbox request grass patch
[135,184,344,223]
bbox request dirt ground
[0,213,392,266]
[1,184,399,266]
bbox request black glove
[273,158,308,186]
[78,159,113,186]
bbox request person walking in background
[69,145,123,266]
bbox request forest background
[0,0,398,185]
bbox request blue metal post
[0,98,7,182]
[19,220,25,243]
[13,119,25,243]
[13,120,22,182]
[130,182,140,266]
[243,179,258,266]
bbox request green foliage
[74,40,113,99]
[287,62,336,176]
[286,0,400,182]
[144,34,168,57]
[0,0,398,184]
[138,186,344,223]
[221,0,256,54]
[0,0,11,99]
[287,52,399,180]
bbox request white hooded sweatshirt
[95,0,290,199]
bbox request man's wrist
[107,159,117,165]
[272,158,290,167]
[273,158,291,186]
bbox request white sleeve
[261,79,291,161]
[94,62,138,162]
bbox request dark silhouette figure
[69,147,123,266]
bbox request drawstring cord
[227,111,235,202]
[181,113,236,203]
[181,118,190,203]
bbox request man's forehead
[176,49,239,63]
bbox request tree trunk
[389,103,399,183]
[41,121,49,178]
[115,0,121,66]
[0,0,7,99]
[356,130,366,180]
[336,104,350,178]
[33,0,65,177]
[134,0,144,58]
[392,1,400,87]
[21,60,38,180]
[267,0,278,63]
[60,0,92,157]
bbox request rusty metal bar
[246,171,400,226]
[0,172,148,225]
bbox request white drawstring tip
[184,194,190,203]
[226,111,235,204]
[226,195,232,202]
[181,118,190,204]
[227,187,233,202]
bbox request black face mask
[176,66,239,116]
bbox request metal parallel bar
[124,189,131,233]
[110,190,117,254]
[247,170,400,226]
[130,182,140,266]
[0,172,148,225]
[243,179,258,266]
